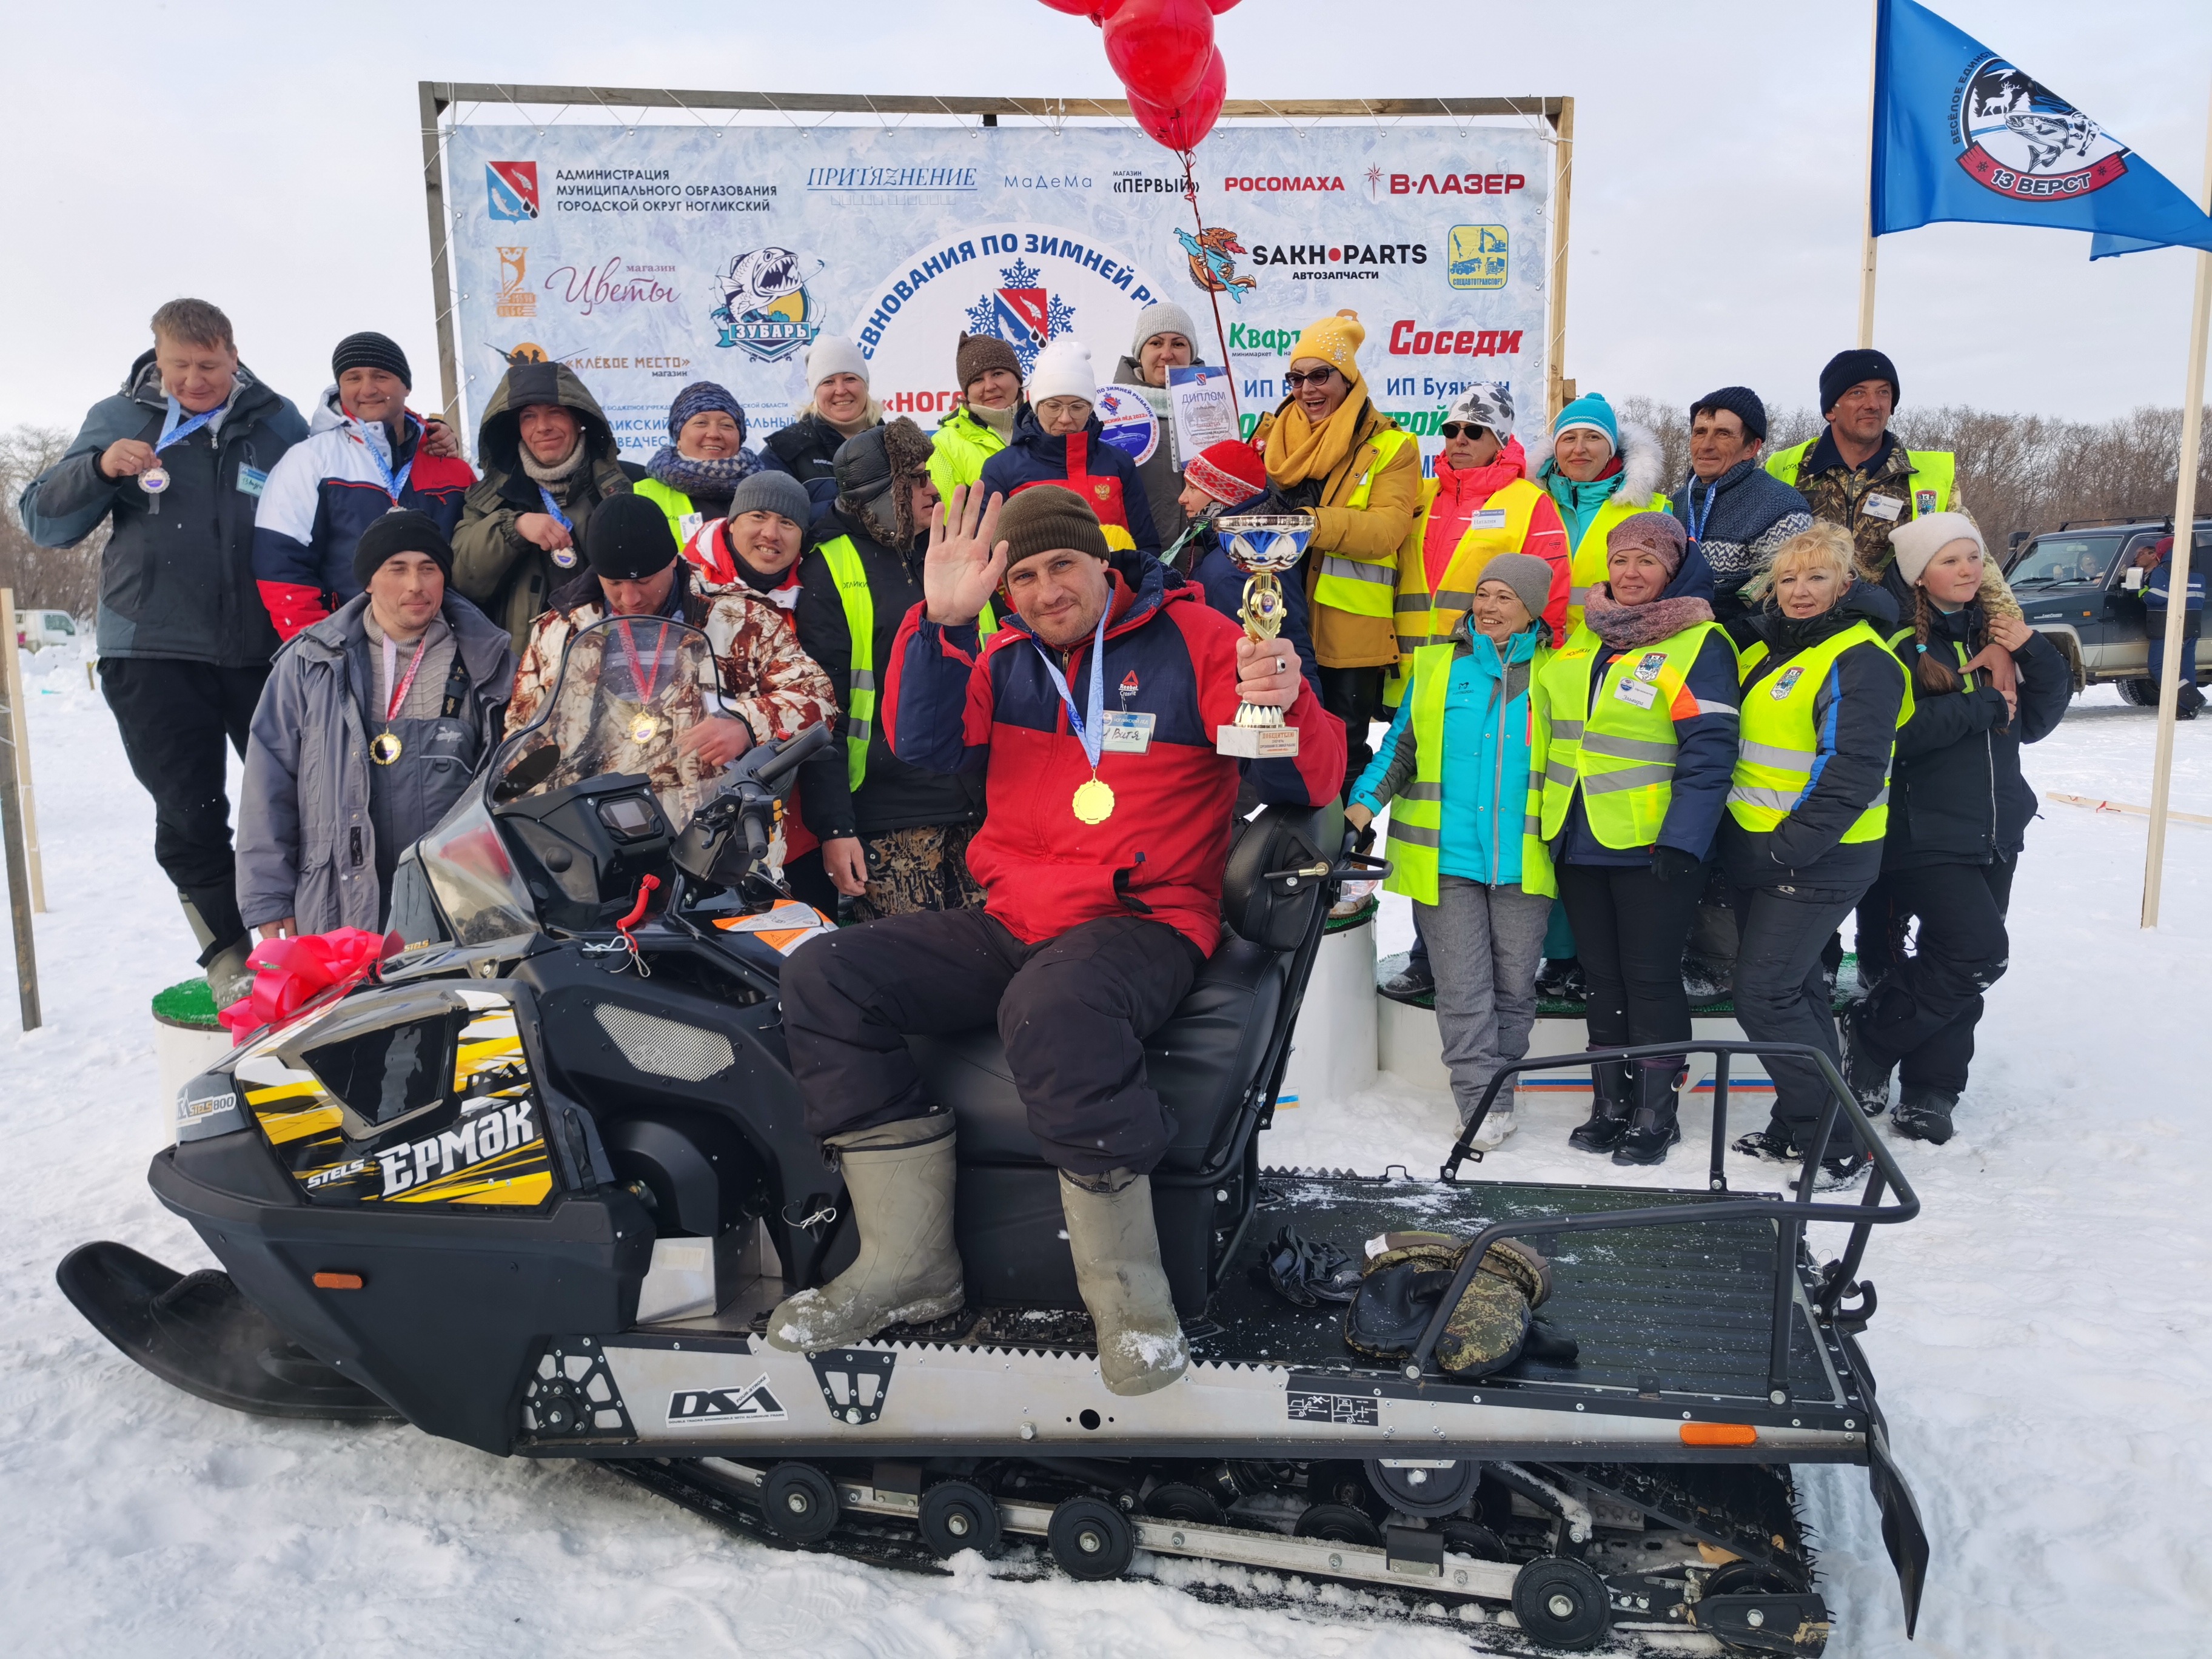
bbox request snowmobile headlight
[174,1070,247,1143]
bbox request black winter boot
[1612,1067,1683,1166]
[1569,1059,1635,1153]
[1842,1010,1896,1117]
[1535,956,1586,1004]
[1892,1087,1958,1145]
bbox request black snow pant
[1317,664,1387,803]
[1558,861,1701,1075]
[1732,879,1868,1154]
[781,907,1204,1178]
[99,657,268,962]
[1855,856,2016,1096]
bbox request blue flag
[1871,0,2212,260]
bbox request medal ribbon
[537,487,574,532]
[1033,604,1109,773]
[381,631,434,723]
[359,415,418,505]
[1681,474,1718,547]
[618,618,674,708]
[154,397,222,456]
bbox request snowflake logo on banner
[963,259,1078,376]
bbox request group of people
[22,295,2068,1396]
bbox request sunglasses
[1439,422,1492,441]
[1281,367,1339,390]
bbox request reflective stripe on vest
[1535,623,1718,850]
[820,534,994,793]
[1312,427,1416,620]
[1726,623,1910,843]
[1561,488,1674,635]
[1765,440,1957,520]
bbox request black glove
[1651,845,1703,883]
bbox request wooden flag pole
[2140,78,2212,930]
[1857,0,1882,349]
[0,591,47,912]
[0,591,41,1030]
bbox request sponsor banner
[445,124,1551,465]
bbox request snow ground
[1,651,2207,1658]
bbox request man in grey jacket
[236,511,514,940]
[18,297,309,1000]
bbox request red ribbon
[218,927,400,1044]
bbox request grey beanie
[1131,300,1199,361]
[729,469,811,526]
[1476,553,1554,627]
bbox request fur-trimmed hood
[1524,419,1666,510]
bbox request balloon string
[1181,151,1241,429]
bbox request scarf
[1264,385,1371,488]
[967,401,1018,438]
[1581,584,1713,651]
[646,444,758,509]
[1541,453,1624,545]
[519,437,589,504]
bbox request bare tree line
[1619,398,2212,551]
[6,402,2212,623]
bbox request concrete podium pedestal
[1276,903,1379,1112]
[153,980,231,1149]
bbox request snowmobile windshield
[415,614,728,944]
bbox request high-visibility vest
[1764,440,1956,522]
[1387,474,1550,706]
[1383,638,1557,906]
[1535,622,1724,849]
[1311,428,1418,620]
[632,477,703,549]
[1727,624,1911,843]
[1563,489,1674,636]
[817,535,997,793]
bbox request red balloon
[1130,45,1226,153]
[1205,0,1240,10]
[1036,1,1102,14]
[1104,0,1215,110]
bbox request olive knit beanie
[998,485,1111,568]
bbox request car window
[2009,535,2120,585]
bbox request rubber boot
[1059,1168,1189,1397]
[181,894,255,1009]
[1612,1065,1683,1165]
[1892,1087,1958,1146]
[765,1116,965,1353]
[1568,1058,1634,1153]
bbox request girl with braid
[1841,514,2070,1146]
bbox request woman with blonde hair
[1723,523,1908,1184]
[1839,513,2068,1145]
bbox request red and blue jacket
[251,387,475,640]
[975,407,1162,557]
[885,552,1345,954]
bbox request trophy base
[1216,724,1300,758]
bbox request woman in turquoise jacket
[1347,554,1558,1148]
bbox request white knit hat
[1130,301,1198,361]
[1027,337,1098,407]
[805,333,869,392]
[1887,510,1984,586]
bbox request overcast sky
[3,0,2208,437]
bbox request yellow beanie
[1289,309,1366,380]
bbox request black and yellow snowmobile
[62,614,1929,1654]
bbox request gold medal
[630,714,661,743]
[369,731,403,766]
[1072,776,1116,824]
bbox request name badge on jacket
[1614,677,1658,710]
[1862,493,1905,522]
[1100,711,1156,753]
[1470,509,1509,530]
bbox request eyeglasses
[1281,367,1338,390]
[1439,423,1490,441]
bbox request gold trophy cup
[1213,514,1310,758]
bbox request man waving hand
[766,483,1342,1397]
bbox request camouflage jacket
[1794,430,2019,620]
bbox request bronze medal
[370,731,403,766]
[1072,776,1116,825]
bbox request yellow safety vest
[1764,441,1956,521]
[1382,637,1556,906]
[632,477,703,551]
[817,535,997,793]
[1311,428,1418,621]
[1387,474,1550,706]
[1536,622,1723,849]
[1727,624,1911,843]
[1563,489,1674,636]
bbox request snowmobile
[63,614,1930,1654]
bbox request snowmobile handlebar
[747,719,834,794]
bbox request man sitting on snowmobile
[766,484,1345,1396]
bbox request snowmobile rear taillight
[1680,1423,1757,1447]
[311,1272,364,1291]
